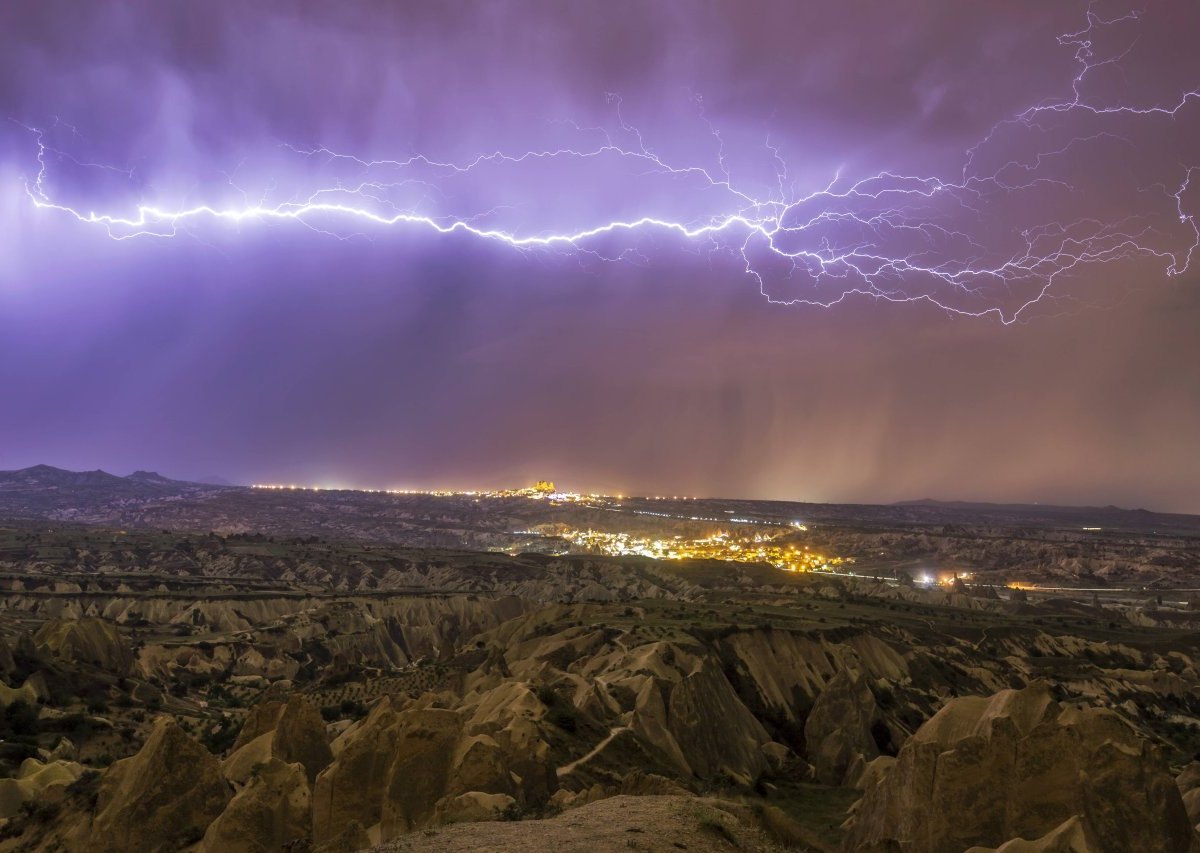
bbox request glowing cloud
[15,7,1199,323]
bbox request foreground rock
[485,617,776,785]
[90,717,231,853]
[804,668,879,787]
[1181,762,1200,830]
[312,689,555,845]
[844,682,1197,852]
[202,758,310,853]
[0,757,84,820]
[225,694,332,784]
[370,794,778,852]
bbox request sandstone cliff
[226,694,332,784]
[844,682,1197,852]
[89,717,231,853]
[33,618,133,676]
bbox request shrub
[65,770,101,810]
[201,717,242,755]
[19,799,60,823]
[499,802,525,821]
[1,701,39,739]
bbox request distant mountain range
[1,464,207,489]
[1,464,1198,536]
[0,465,238,489]
[0,464,237,521]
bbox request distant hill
[0,464,235,521]
[890,498,1200,533]
[2,464,129,488]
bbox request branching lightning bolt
[13,5,1200,324]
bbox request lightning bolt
[13,5,1200,324]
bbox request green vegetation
[768,782,861,849]
[200,716,242,755]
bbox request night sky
[1,1,1198,511]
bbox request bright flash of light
[13,7,1200,323]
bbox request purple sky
[1,1,1199,511]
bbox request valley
[1,467,1199,850]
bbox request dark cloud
[0,1,1197,511]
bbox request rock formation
[226,694,332,784]
[33,617,133,675]
[0,757,85,820]
[202,758,310,853]
[0,676,44,708]
[803,668,879,786]
[89,717,231,852]
[312,690,555,845]
[1179,762,1200,830]
[844,682,1197,852]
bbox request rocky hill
[1,481,1199,849]
[0,465,231,521]
[1,541,1199,849]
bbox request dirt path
[557,725,631,777]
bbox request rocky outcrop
[0,675,45,708]
[963,815,1097,851]
[313,700,459,843]
[844,683,1197,853]
[551,769,691,811]
[6,592,529,649]
[202,758,310,853]
[434,791,515,824]
[226,694,332,784]
[488,619,775,786]
[1180,762,1200,829]
[0,757,85,819]
[718,628,907,734]
[47,736,79,762]
[629,645,770,783]
[312,690,555,845]
[114,594,535,682]
[33,617,133,675]
[312,819,372,853]
[90,717,231,852]
[803,668,879,786]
